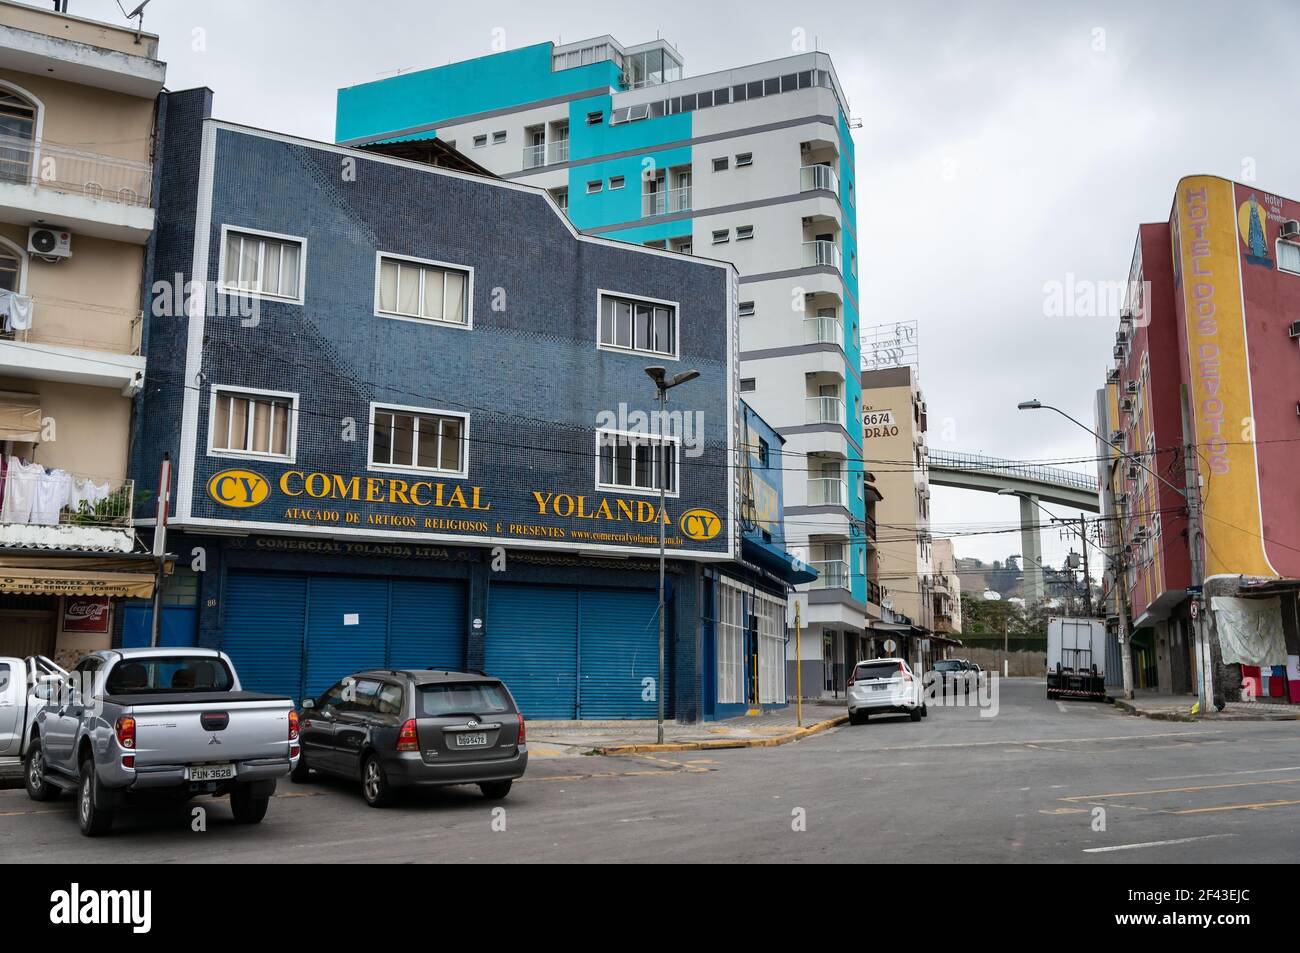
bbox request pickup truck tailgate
[110,692,293,767]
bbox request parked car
[932,658,971,695]
[293,669,527,807]
[0,655,68,782]
[26,647,299,837]
[846,658,926,724]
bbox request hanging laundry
[31,467,72,525]
[0,456,40,524]
[1288,656,1300,705]
[0,290,33,332]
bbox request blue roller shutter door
[388,579,466,671]
[304,577,389,700]
[485,584,578,718]
[222,573,307,702]
[484,584,661,719]
[578,589,662,719]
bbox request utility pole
[1078,516,1091,615]
[1181,440,1212,710]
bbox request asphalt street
[4,678,1298,863]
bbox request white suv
[847,658,926,724]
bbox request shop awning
[741,536,819,586]
[0,555,156,597]
[0,390,41,442]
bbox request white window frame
[217,224,307,306]
[596,288,680,361]
[472,135,487,148]
[372,250,474,330]
[712,229,729,244]
[206,384,299,463]
[608,175,625,190]
[587,179,603,194]
[736,225,754,241]
[716,580,745,705]
[738,300,755,317]
[735,152,753,167]
[491,130,507,144]
[595,427,680,499]
[1277,239,1300,276]
[367,401,470,479]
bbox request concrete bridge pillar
[1019,493,1044,605]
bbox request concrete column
[1019,494,1044,605]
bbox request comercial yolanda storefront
[126,87,808,721]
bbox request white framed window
[740,377,756,392]
[597,290,678,358]
[491,130,507,144]
[374,252,471,328]
[1278,240,1300,275]
[207,386,297,461]
[712,157,728,172]
[608,175,625,190]
[368,403,468,478]
[596,428,679,497]
[754,589,785,704]
[717,581,744,705]
[586,110,604,125]
[712,229,729,244]
[736,225,754,241]
[587,179,602,194]
[473,135,487,148]
[218,226,306,304]
[738,300,755,317]
[735,152,753,167]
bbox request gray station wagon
[293,669,527,807]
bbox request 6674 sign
[863,409,899,439]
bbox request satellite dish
[982,589,1001,600]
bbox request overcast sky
[68,0,1298,573]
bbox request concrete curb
[590,714,849,755]
[1112,698,1300,722]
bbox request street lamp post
[645,366,700,745]
[1017,398,1209,706]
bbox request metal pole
[1117,556,1135,700]
[656,387,666,745]
[149,453,171,648]
[1079,516,1091,615]
[795,600,803,728]
[1182,441,1212,709]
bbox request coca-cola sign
[63,597,112,634]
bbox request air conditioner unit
[1115,330,1128,345]
[1125,380,1138,395]
[1289,320,1300,339]
[1282,219,1300,239]
[1113,345,1125,359]
[1120,308,1134,327]
[1134,525,1149,539]
[1106,368,1120,383]
[1120,398,1134,413]
[1110,429,1125,443]
[28,226,72,260]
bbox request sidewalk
[527,702,848,757]
[1112,690,1300,722]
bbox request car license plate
[456,732,489,748]
[872,684,888,691]
[188,763,234,781]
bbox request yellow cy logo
[207,469,270,508]
[679,507,722,542]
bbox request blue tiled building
[128,88,808,720]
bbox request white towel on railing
[0,456,40,524]
[31,467,72,525]
[69,476,111,512]
[0,290,33,332]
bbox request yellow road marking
[1061,777,1300,802]
[1169,799,1300,815]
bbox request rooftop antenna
[116,0,153,44]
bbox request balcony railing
[803,314,843,346]
[0,473,135,528]
[800,164,839,194]
[643,185,691,217]
[805,396,845,426]
[801,239,841,271]
[0,294,144,355]
[522,139,570,169]
[810,559,850,590]
[0,134,152,207]
[807,477,847,507]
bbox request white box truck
[1046,616,1108,701]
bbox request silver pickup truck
[0,655,68,780]
[26,647,300,836]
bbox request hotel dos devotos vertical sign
[202,466,726,553]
